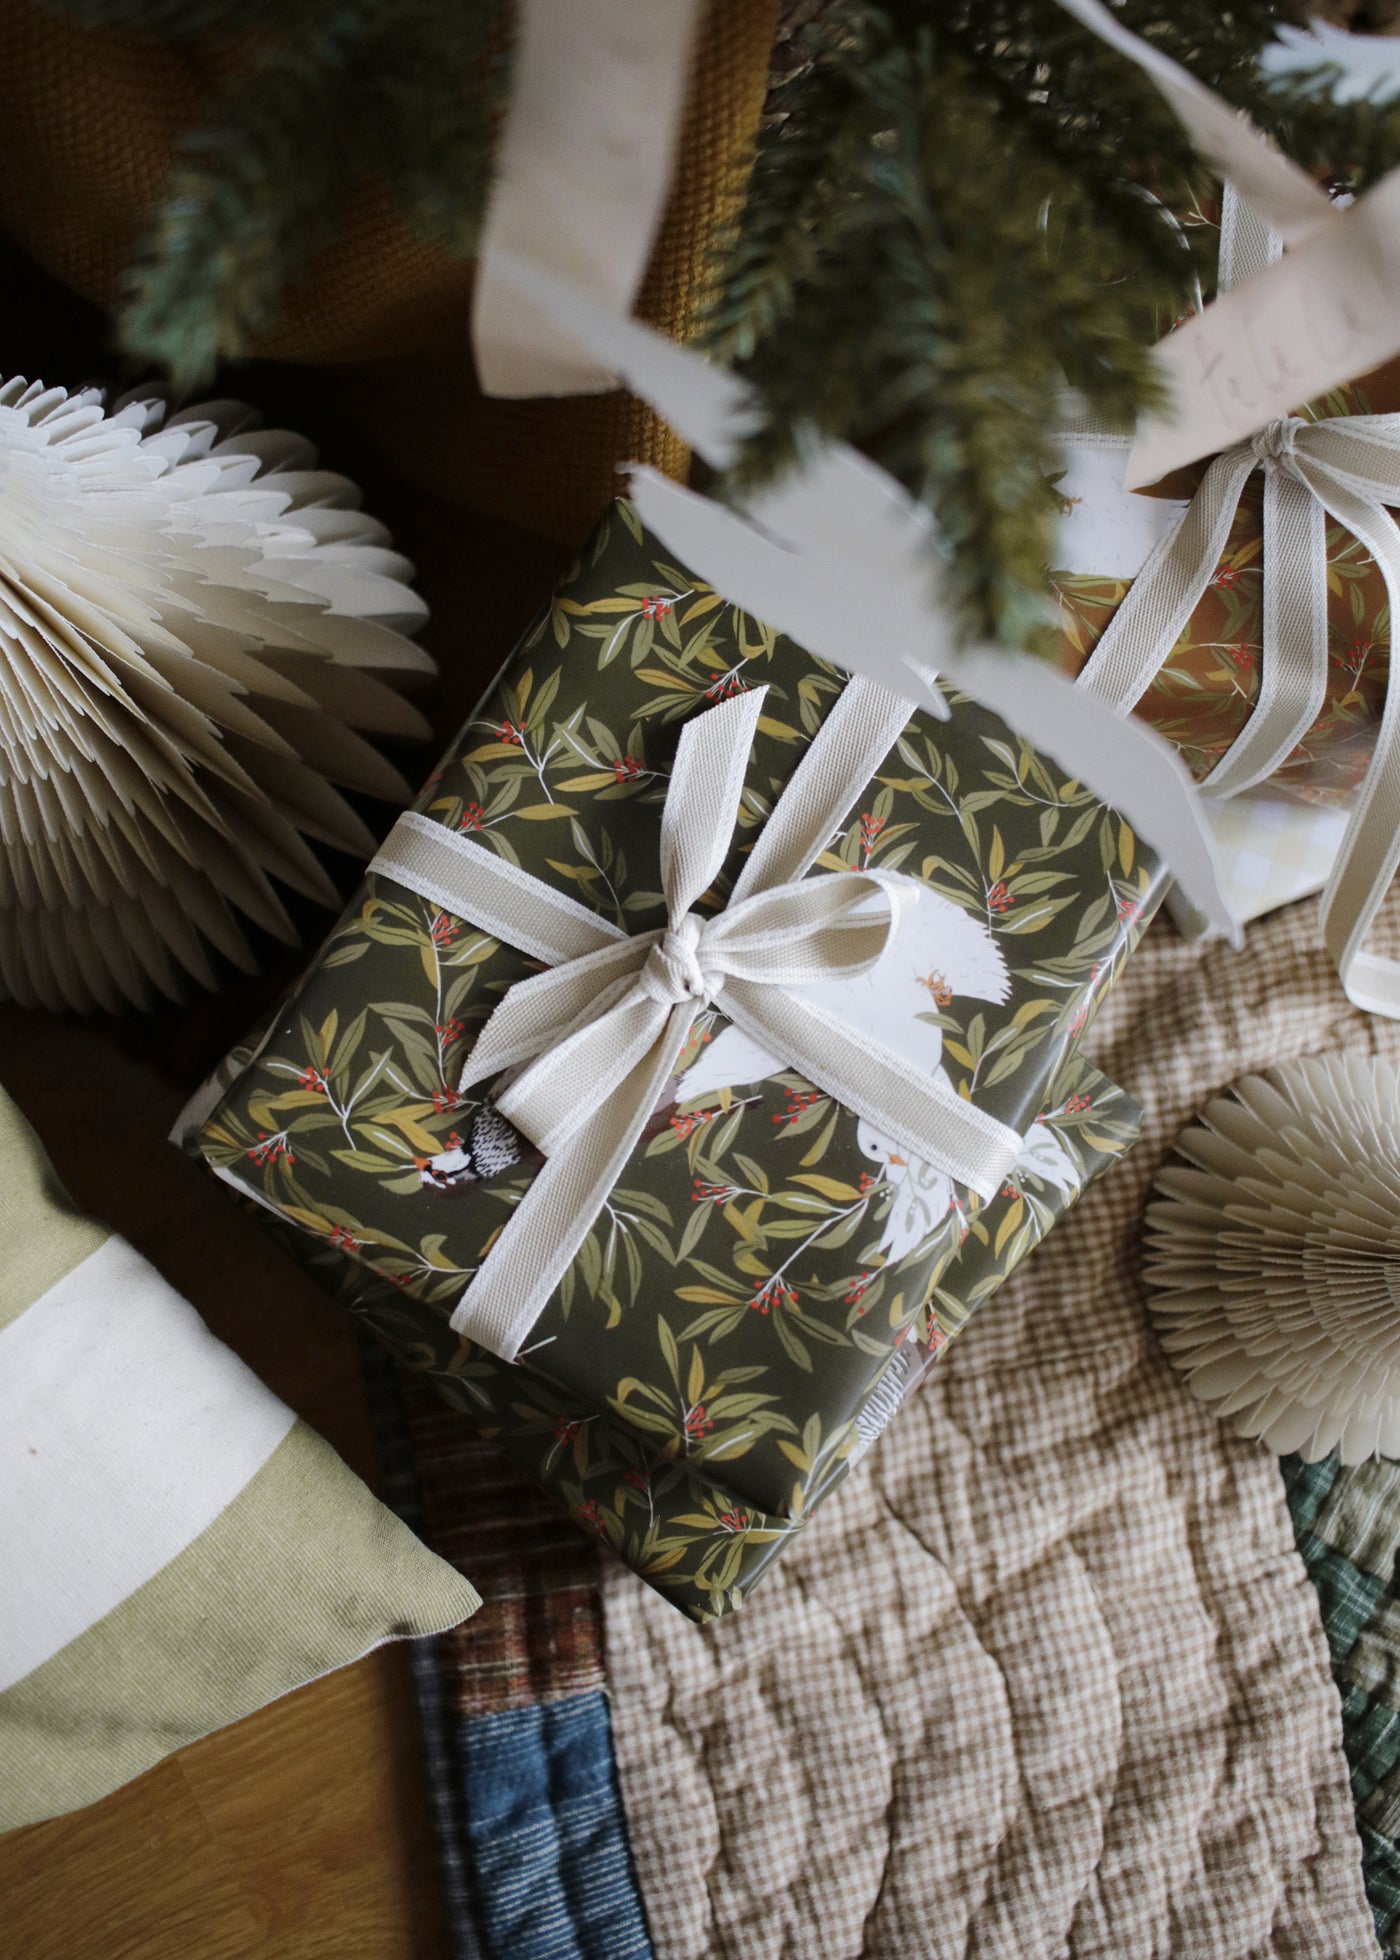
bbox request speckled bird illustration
[415,1102,537,1193]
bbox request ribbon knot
[370,677,1026,1359]
[1250,416,1305,469]
[1073,377,1400,1017]
[642,913,717,1007]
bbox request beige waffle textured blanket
[602,896,1384,1958]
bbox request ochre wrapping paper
[1054,197,1400,807]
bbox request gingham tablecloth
[600,895,1386,1959]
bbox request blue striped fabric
[359,1341,485,1960]
[362,1339,653,1959]
[460,1695,653,1960]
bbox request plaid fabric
[460,1698,651,1960]
[368,894,1400,1957]
[1284,1452,1400,1957]
[365,1349,653,1959]
[360,1344,484,1960]
[398,1367,606,1720]
[600,896,1384,1959]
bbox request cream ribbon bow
[1059,181,1400,1019]
[370,677,1023,1361]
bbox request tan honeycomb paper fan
[0,376,434,1012]
[1144,1053,1400,1465]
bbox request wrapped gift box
[1052,191,1398,808]
[193,1046,1139,1620]
[180,501,1164,1559]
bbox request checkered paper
[1167,787,1349,939]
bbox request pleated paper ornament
[1144,1053,1400,1465]
[0,376,435,1013]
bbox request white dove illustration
[676,884,1047,1261]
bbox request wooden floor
[0,241,575,1954]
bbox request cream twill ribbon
[1074,401,1400,1020]
[370,677,1023,1361]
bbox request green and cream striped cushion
[0,1088,480,1833]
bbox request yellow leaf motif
[634,668,695,693]
[377,1107,448,1154]
[791,1173,861,1202]
[725,1204,759,1243]
[994,1199,1025,1256]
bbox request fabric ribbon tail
[495,986,676,1155]
[457,938,652,1104]
[1314,489,1400,1017]
[1074,449,1257,714]
[449,1000,693,1361]
[1202,468,1328,797]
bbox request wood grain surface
[0,238,573,1954]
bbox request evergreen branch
[361,0,511,258]
[48,0,510,386]
[117,3,377,387]
[707,0,1400,646]
[44,0,1400,647]
[703,39,869,365]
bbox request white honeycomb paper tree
[0,377,435,1012]
[1145,1052,1400,1465]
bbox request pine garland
[40,0,1400,644]
[43,0,512,388]
[706,1,1400,643]
[709,1,1400,642]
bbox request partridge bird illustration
[415,1102,537,1193]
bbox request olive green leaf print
[191,501,1164,1534]
[203,1044,1139,1623]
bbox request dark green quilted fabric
[1285,1453,1400,1956]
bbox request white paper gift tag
[1127,175,1400,487]
[1052,0,1400,489]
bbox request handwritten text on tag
[1127,170,1400,488]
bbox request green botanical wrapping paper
[190,1047,1138,1621]
[186,501,1165,1522]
